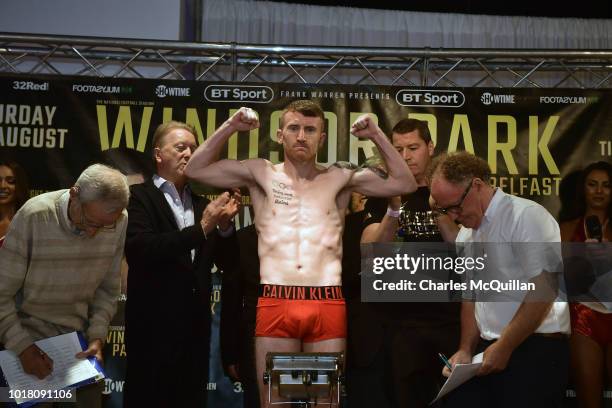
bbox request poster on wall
[1,74,610,408]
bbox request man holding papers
[429,152,570,407]
[0,164,129,407]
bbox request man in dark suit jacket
[124,121,240,407]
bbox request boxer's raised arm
[347,114,416,197]
[185,107,259,188]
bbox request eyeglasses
[77,202,117,231]
[435,179,474,215]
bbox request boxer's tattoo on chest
[271,180,294,206]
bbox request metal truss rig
[1,32,612,88]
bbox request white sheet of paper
[431,352,483,404]
[0,332,103,405]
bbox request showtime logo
[481,92,516,105]
[102,378,125,395]
[155,85,191,98]
[395,90,464,108]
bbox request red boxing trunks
[255,284,346,343]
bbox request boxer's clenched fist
[350,114,380,139]
[227,107,260,132]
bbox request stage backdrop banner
[1,74,611,408]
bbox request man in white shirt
[429,151,570,407]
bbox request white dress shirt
[154,175,196,260]
[456,188,570,340]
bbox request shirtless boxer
[184,100,416,407]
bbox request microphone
[585,215,603,242]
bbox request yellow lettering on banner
[112,344,127,357]
[162,107,173,123]
[31,107,43,126]
[0,125,66,149]
[185,108,205,145]
[408,113,437,146]
[488,115,518,174]
[269,110,282,164]
[45,106,56,126]
[5,105,16,124]
[97,105,152,152]
[447,114,475,154]
[520,177,528,193]
[111,106,135,149]
[600,140,612,156]
[18,106,30,125]
[19,106,34,125]
[210,288,221,315]
[490,176,561,196]
[212,289,221,303]
[531,178,542,195]
[317,112,337,166]
[529,116,560,175]
[136,107,153,152]
[349,112,377,164]
[106,330,125,344]
[96,105,110,151]
[206,109,217,142]
[55,129,67,149]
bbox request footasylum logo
[539,96,590,104]
[72,84,132,94]
[396,89,464,108]
[204,85,274,103]
[481,92,516,105]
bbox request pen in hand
[438,353,453,372]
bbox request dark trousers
[443,335,569,408]
[124,312,209,408]
[124,343,207,408]
[347,323,460,408]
